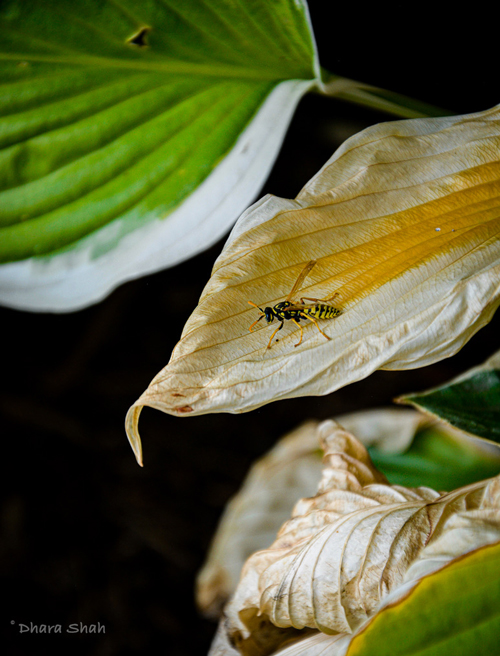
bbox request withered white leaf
[196,421,323,618]
[127,105,500,464]
[196,409,427,617]
[402,474,500,585]
[212,421,500,656]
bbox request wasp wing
[285,260,317,302]
[286,302,321,312]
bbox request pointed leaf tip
[125,404,144,467]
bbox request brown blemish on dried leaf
[176,405,194,414]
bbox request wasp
[248,260,341,349]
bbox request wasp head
[248,301,275,332]
[263,307,275,323]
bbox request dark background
[2,4,499,655]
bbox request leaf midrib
[0,51,313,81]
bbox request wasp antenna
[248,301,264,311]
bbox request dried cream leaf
[403,475,500,583]
[127,105,500,464]
[197,409,425,618]
[271,632,350,656]
[326,478,500,656]
[336,408,427,453]
[197,421,322,618]
[218,421,495,655]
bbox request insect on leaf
[126,104,500,465]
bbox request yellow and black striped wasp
[248,260,341,349]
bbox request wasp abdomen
[303,304,341,320]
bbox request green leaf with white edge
[399,349,500,444]
[346,540,500,656]
[0,0,319,312]
[369,423,500,491]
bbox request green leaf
[399,350,500,444]
[369,424,500,491]
[346,540,500,656]
[0,0,319,311]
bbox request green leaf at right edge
[399,350,500,444]
[369,424,500,491]
[347,540,500,656]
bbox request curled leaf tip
[125,404,144,467]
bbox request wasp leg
[300,313,331,341]
[267,321,284,349]
[292,318,304,347]
[299,293,340,304]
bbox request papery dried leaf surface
[196,421,323,618]
[332,486,500,656]
[272,531,500,656]
[217,421,497,656]
[127,105,500,463]
[197,409,425,617]
[402,474,500,585]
